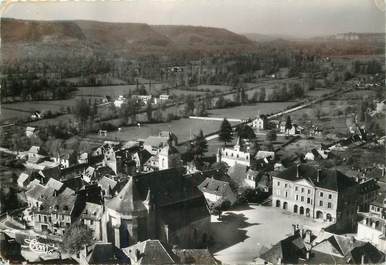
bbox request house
[132,95,152,105]
[52,149,75,169]
[114,95,127,108]
[154,94,171,104]
[98,176,118,198]
[280,123,303,135]
[30,111,41,120]
[252,115,265,130]
[272,164,359,231]
[255,150,275,161]
[357,192,386,252]
[358,178,379,212]
[143,135,170,155]
[259,228,308,264]
[158,144,182,170]
[216,138,251,167]
[17,172,30,188]
[79,242,117,264]
[173,248,220,264]
[309,231,385,264]
[29,182,77,235]
[122,239,177,265]
[122,239,219,265]
[255,69,265,78]
[101,168,211,249]
[25,127,37,138]
[198,177,237,206]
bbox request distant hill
[1,18,257,61]
[243,33,301,42]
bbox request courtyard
[210,204,328,265]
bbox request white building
[198,177,237,206]
[357,194,386,252]
[114,95,127,108]
[216,138,251,167]
[252,116,265,130]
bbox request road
[198,85,354,144]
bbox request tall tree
[219,118,233,145]
[61,224,94,255]
[146,100,153,121]
[236,124,256,140]
[73,98,91,135]
[266,129,277,143]
[259,87,266,102]
[285,116,292,131]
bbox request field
[87,118,239,143]
[208,101,296,120]
[76,83,165,98]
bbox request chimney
[317,169,321,183]
[361,254,365,265]
[304,230,312,244]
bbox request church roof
[106,177,146,216]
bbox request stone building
[102,168,211,249]
[272,164,359,230]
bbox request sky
[2,0,385,37]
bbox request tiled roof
[198,177,231,197]
[106,177,146,217]
[348,242,385,264]
[39,166,61,180]
[260,233,307,264]
[275,164,358,192]
[39,187,76,214]
[81,202,103,220]
[87,242,117,264]
[173,249,219,265]
[144,136,169,148]
[98,176,118,192]
[123,240,177,265]
[25,183,48,200]
[45,178,64,191]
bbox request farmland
[87,118,239,143]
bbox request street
[210,204,328,265]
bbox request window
[308,189,311,195]
[301,188,304,193]
[285,183,288,188]
[320,192,324,197]
[301,196,304,202]
[319,201,323,206]
[295,186,298,191]
[328,202,332,208]
[296,195,299,201]
[277,181,280,186]
[44,216,47,222]
[328,194,332,199]
[307,198,311,204]
[285,191,288,198]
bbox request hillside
[1,18,257,61]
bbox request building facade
[272,164,359,230]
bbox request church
[101,168,211,249]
